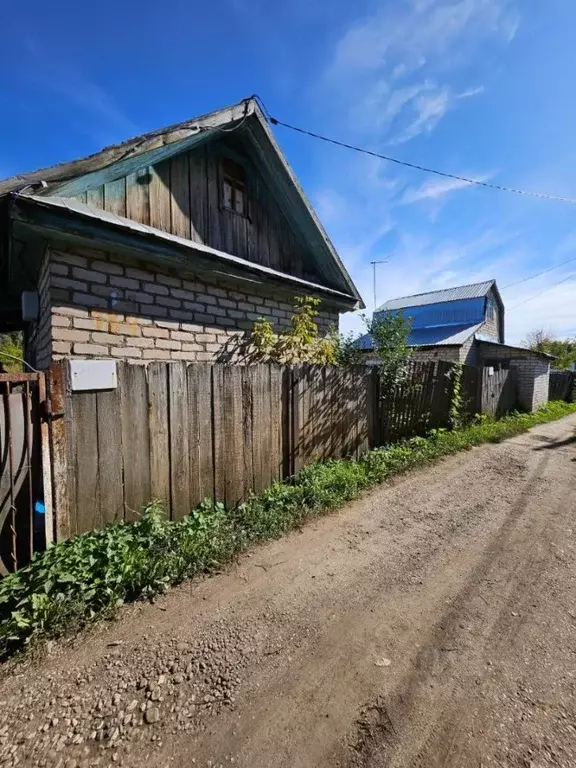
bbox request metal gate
[0,373,52,574]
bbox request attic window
[221,158,247,216]
[486,298,495,321]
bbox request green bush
[1,400,575,658]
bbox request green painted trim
[48,130,217,198]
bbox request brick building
[356,280,552,411]
[0,98,363,368]
[355,280,504,365]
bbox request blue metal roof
[377,280,495,311]
[354,322,482,351]
[384,297,485,328]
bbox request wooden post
[368,366,380,448]
[38,373,54,546]
[46,361,71,541]
[291,366,301,475]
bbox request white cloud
[458,85,485,98]
[392,87,451,143]
[401,170,494,203]
[330,0,516,79]
[312,0,523,338]
[322,0,515,143]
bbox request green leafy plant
[0,332,24,373]
[523,328,576,370]
[251,296,340,364]
[332,329,366,366]
[448,362,467,430]
[1,400,575,658]
[365,311,412,384]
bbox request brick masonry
[408,346,461,364]
[29,246,339,366]
[476,342,551,412]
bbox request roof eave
[0,99,258,198]
[10,194,361,311]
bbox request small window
[221,158,247,216]
[486,298,495,321]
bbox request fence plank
[249,366,264,492]
[291,366,301,475]
[187,364,213,507]
[355,366,370,456]
[270,365,283,482]
[281,368,292,478]
[47,362,72,540]
[549,370,574,402]
[72,392,100,534]
[242,366,255,494]
[169,362,190,520]
[96,388,124,525]
[119,363,151,521]
[223,366,244,507]
[148,363,170,506]
[212,365,225,503]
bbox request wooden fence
[479,367,517,417]
[378,360,453,442]
[46,359,520,539]
[549,370,575,402]
[48,362,378,537]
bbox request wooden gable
[69,135,324,285]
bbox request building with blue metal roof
[355,279,504,365]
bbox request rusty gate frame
[0,372,53,573]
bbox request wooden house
[0,98,363,368]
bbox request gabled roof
[377,280,497,311]
[1,97,363,307]
[0,100,253,196]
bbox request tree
[366,311,412,383]
[523,328,555,352]
[523,328,576,370]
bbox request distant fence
[549,370,575,402]
[45,359,520,539]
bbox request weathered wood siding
[72,140,322,284]
[49,361,377,537]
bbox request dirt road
[2,415,576,768]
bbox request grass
[0,399,575,659]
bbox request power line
[502,255,576,289]
[267,116,576,205]
[508,272,576,311]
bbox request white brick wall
[409,346,461,364]
[36,246,339,366]
[476,342,550,412]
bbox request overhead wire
[261,110,576,205]
[501,255,576,289]
[254,95,576,304]
[508,272,576,311]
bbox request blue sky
[1,0,575,344]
